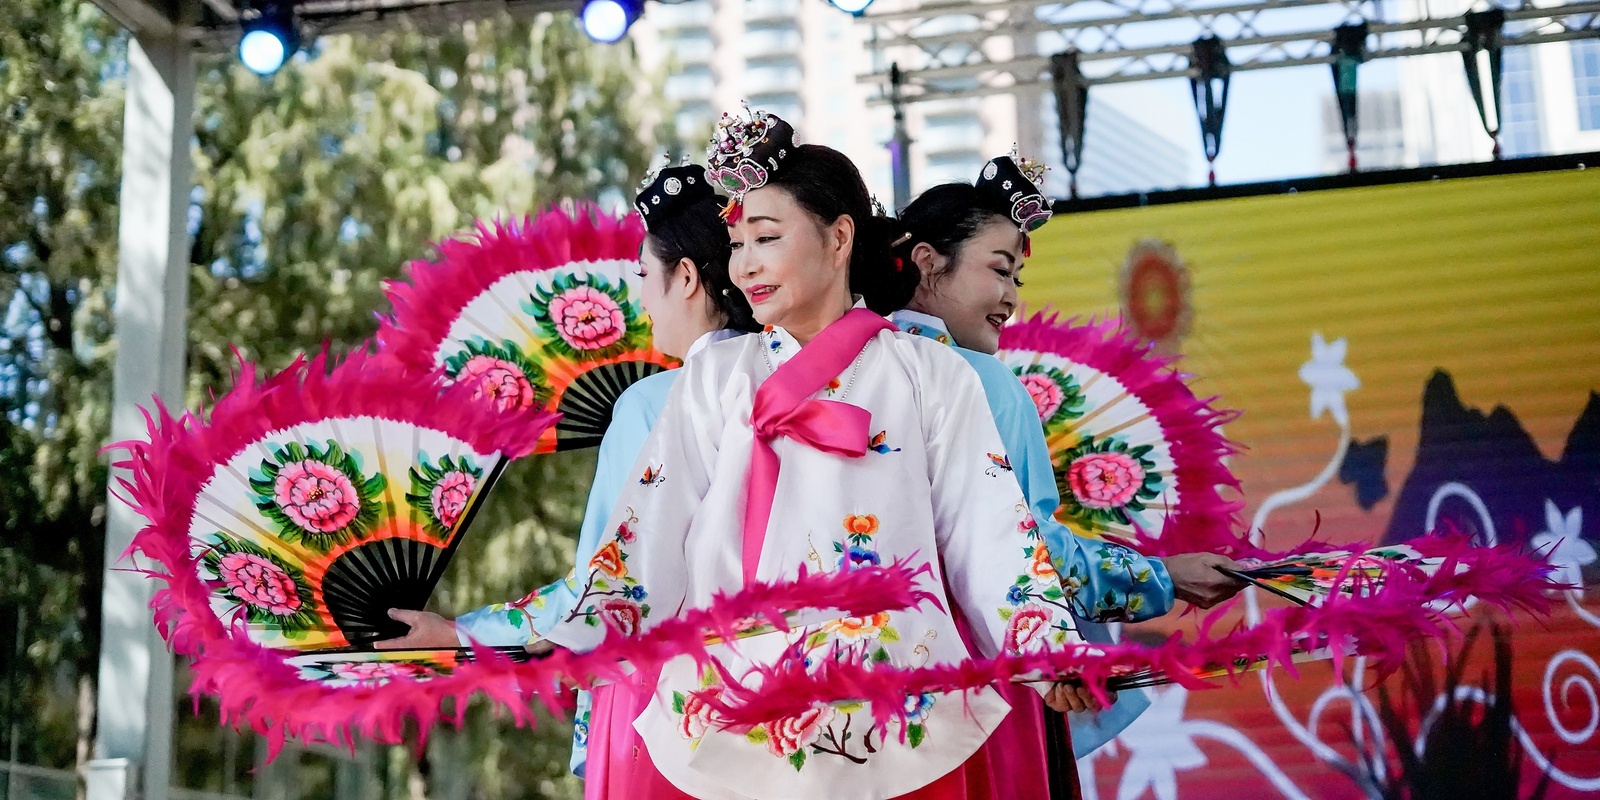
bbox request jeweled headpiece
[634,154,719,232]
[705,103,797,224]
[976,146,1053,234]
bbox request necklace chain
[759,330,870,401]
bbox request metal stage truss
[91,0,579,49]
[858,0,1600,102]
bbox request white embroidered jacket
[541,318,1082,800]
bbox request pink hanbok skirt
[581,677,1075,800]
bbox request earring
[722,288,730,296]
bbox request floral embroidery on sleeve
[998,514,1079,653]
[1059,542,1166,622]
[568,509,651,632]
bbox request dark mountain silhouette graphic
[1383,371,1600,548]
[1340,436,1390,510]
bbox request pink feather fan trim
[997,308,1245,556]
[106,349,559,749]
[375,202,646,373]
[110,349,556,656]
[696,535,1559,738]
[207,559,933,753]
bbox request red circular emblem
[1119,239,1192,350]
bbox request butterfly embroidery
[639,465,665,486]
[869,431,901,455]
[985,453,1013,476]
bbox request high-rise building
[1318,88,1408,173]
[1316,38,1600,172]
[1039,98,1191,197]
[1332,0,1600,169]
[629,0,899,198]
[630,0,1193,202]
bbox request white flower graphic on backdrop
[1531,500,1594,589]
[1297,332,1360,427]
[1115,687,1208,800]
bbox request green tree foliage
[0,0,127,772]
[3,0,674,795]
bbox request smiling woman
[713,112,917,339]
[890,153,1247,785]
[528,108,1091,799]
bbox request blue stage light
[239,29,288,74]
[827,0,874,15]
[581,0,637,44]
[239,4,298,75]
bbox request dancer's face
[907,215,1024,355]
[728,185,853,343]
[637,238,711,360]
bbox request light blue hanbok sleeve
[455,372,674,647]
[454,372,674,779]
[955,347,1170,756]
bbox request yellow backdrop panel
[1023,169,1600,545]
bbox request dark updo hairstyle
[646,195,760,333]
[767,144,920,315]
[892,182,1012,290]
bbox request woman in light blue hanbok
[890,152,1245,791]
[381,161,758,785]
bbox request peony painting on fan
[995,310,1242,556]
[378,203,676,452]
[113,347,554,660]
[110,204,683,739]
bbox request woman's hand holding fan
[377,609,460,649]
[1163,552,1248,608]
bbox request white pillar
[88,30,194,800]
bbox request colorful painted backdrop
[1024,167,1600,798]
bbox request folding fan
[116,351,554,691]
[1098,645,1334,690]
[995,310,1242,553]
[378,203,676,453]
[1220,544,1449,607]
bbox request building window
[748,94,803,127]
[1574,39,1600,131]
[1500,46,1543,157]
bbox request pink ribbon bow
[741,309,896,584]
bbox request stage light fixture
[581,0,640,43]
[238,3,299,75]
[828,0,874,15]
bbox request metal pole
[6,604,24,800]
[87,30,194,800]
[888,62,913,211]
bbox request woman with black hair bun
[378,159,758,790]
[529,106,1088,798]
[892,151,1246,790]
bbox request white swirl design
[1543,650,1600,747]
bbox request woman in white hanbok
[379,161,759,792]
[535,109,1085,799]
